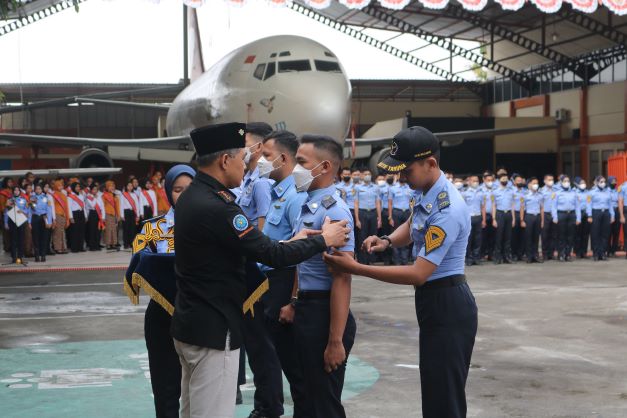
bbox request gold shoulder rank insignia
[217,190,234,203]
[425,225,446,255]
[587,195,592,203]
[551,193,555,199]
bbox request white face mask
[292,162,324,193]
[363,175,372,183]
[545,180,554,187]
[579,183,586,190]
[454,182,463,190]
[530,184,539,191]
[243,142,261,166]
[257,155,283,179]
[562,182,570,189]
[598,181,606,189]
[485,181,493,189]
[377,180,386,187]
[470,182,479,189]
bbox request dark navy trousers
[415,281,478,418]
[591,209,611,257]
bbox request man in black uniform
[171,123,350,418]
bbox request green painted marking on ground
[0,339,379,418]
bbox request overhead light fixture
[551,32,559,42]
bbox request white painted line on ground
[0,282,121,289]
[0,313,144,320]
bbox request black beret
[190,123,247,157]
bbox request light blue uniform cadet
[410,171,471,282]
[540,185,556,214]
[236,167,273,227]
[135,208,175,254]
[336,181,356,210]
[586,187,614,220]
[296,185,355,291]
[354,182,380,264]
[493,185,515,212]
[480,184,494,215]
[513,187,526,212]
[620,182,627,204]
[354,183,380,210]
[32,193,54,223]
[461,187,484,217]
[4,195,31,263]
[4,196,31,226]
[551,188,582,223]
[389,183,413,210]
[587,185,614,259]
[378,183,390,211]
[263,175,307,242]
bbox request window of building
[278,60,311,72]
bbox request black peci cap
[377,126,439,173]
[190,123,247,157]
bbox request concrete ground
[0,254,626,417]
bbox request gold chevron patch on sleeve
[424,225,446,255]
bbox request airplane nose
[302,76,351,140]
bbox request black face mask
[515,183,524,188]
[386,178,394,185]
[342,176,351,182]
[500,180,508,186]
[610,183,616,189]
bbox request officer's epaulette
[215,189,235,203]
[321,194,337,209]
[140,214,165,227]
[436,190,450,210]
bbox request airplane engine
[71,148,114,169]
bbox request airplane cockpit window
[314,60,341,73]
[270,53,277,58]
[278,60,311,73]
[279,51,291,57]
[254,63,266,80]
[324,51,336,58]
[264,62,276,80]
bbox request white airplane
[0,35,554,172]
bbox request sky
[0,0,480,84]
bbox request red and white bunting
[602,0,627,15]
[457,0,488,11]
[378,0,412,9]
[304,0,333,8]
[418,0,449,9]
[182,0,205,7]
[494,0,526,10]
[267,0,289,7]
[226,0,248,6]
[339,0,371,9]
[530,0,563,13]
[565,0,598,12]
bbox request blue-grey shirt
[262,175,307,241]
[513,187,526,212]
[461,186,484,217]
[296,185,354,291]
[576,188,591,213]
[411,171,470,282]
[4,196,31,226]
[523,191,543,215]
[619,182,627,205]
[378,183,391,210]
[355,183,380,210]
[587,187,614,221]
[31,192,54,224]
[336,181,356,209]
[235,167,273,227]
[389,183,413,210]
[551,187,581,223]
[479,184,494,214]
[540,186,556,214]
[610,188,619,209]
[493,185,515,212]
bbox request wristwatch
[289,296,298,307]
[380,235,393,248]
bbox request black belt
[496,210,510,214]
[592,209,608,213]
[393,208,410,212]
[526,213,540,216]
[558,210,573,214]
[298,290,330,300]
[359,208,376,212]
[416,274,466,292]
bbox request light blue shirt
[513,187,526,212]
[461,187,484,217]
[355,182,380,210]
[479,184,494,214]
[587,187,614,221]
[4,196,31,226]
[576,188,591,212]
[235,167,273,227]
[609,188,619,209]
[523,191,543,215]
[389,183,412,210]
[31,192,54,224]
[619,182,627,205]
[296,185,354,291]
[378,183,391,210]
[262,175,307,241]
[551,187,581,223]
[493,185,515,212]
[138,208,175,254]
[336,181,356,209]
[540,186,556,214]
[411,171,470,282]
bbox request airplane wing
[345,124,557,147]
[0,133,191,150]
[0,168,122,178]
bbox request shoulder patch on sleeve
[216,190,235,203]
[436,191,450,210]
[321,194,337,209]
[232,214,253,238]
[587,195,592,203]
[425,225,446,255]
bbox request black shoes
[236,387,243,405]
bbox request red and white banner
[603,0,627,15]
[304,0,333,9]
[531,0,563,13]
[418,0,449,9]
[457,0,488,11]
[565,0,598,13]
[494,0,526,10]
[339,0,371,9]
[182,0,205,8]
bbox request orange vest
[103,192,120,217]
[52,191,69,217]
[155,186,171,213]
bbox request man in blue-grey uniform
[291,134,356,418]
[551,175,581,261]
[492,172,516,264]
[324,126,477,418]
[511,174,526,261]
[336,168,357,247]
[618,178,627,259]
[574,178,591,259]
[540,174,558,260]
[354,170,381,265]
[248,130,310,418]
[587,176,615,261]
[480,172,496,260]
[388,175,413,265]
[521,177,544,263]
[607,176,620,257]
[235,122,274,229]
[378,174,394,265]
[30,182,54,262]
[461,175,485,266]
